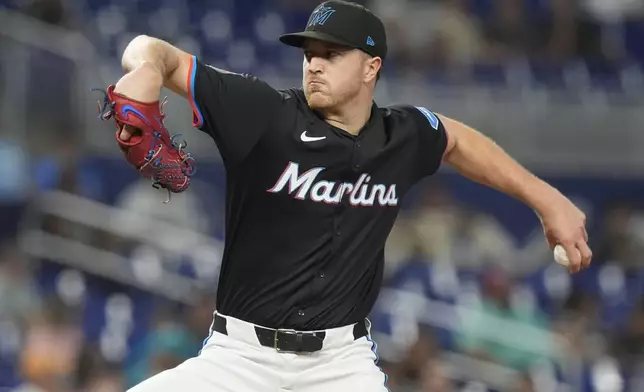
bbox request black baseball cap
[279,1,387,61]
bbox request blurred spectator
[32,139,93,198]
[0,242,41,324]
[582,0,644,24]
[552,290,605,385]
[74,344,124,392]
[29,137,110,253]
[20,0,74,28]
[384,219,423,278]
[369,0,446,72]
[610,299,644,384]
[455,266,555,372]
[0,141,30,242]
[369,0,485,76]
[480,0,536,63]
[512,372,537,392]
[406,181,514,270]
[124,294,214,388]
[0,243,40,389]
[19,297,83,392]
[424,0,484,78]
[81,369,123,392]
[185,293,217,345]
[480,0,608,66]
[419,358,453,392]
[596,202,643,270]
[0,141,29,204]
[401,179,459,261]
[539,0,584,64]
[386,326,455,391]
[16,0,78,141]
[537,0,607,65]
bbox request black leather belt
[213,313,368,353]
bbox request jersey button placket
[333,213,342,238]
[331,214,342,254]
[352,139,363,171]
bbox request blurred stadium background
[1,0,644,391]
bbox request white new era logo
[300,131,326,142]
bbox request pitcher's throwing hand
[539,193,592,273]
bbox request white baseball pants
[127,312,390,392]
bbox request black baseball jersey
[187,56,448,330]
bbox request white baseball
[554,244,579,267]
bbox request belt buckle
[273,329,300,352]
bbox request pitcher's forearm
[118,35,193,100]
[116,36,179,102]
[439,114,562,216]
[113,61,163,102]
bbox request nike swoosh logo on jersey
[300,131,326,142]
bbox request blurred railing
[18,189,224,304]
[2,8,644,177]
[0,8,96,145]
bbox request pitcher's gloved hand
[93,85,196,201]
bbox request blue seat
[623,19,644,66]
[529,61,567,90]
[470,63,508,85]
[586,61,623,92]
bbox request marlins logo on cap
[279,0,388,60]
[308,5,336,27]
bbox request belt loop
[296,332,303,350]
[213,313,228,335]
[352,318,368,340]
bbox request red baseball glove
[93,85,196,202]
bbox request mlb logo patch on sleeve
[415,106,439,130]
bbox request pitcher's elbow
[121,35,156,72]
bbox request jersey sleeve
[407,105,449,178]
[187,56,284,165]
